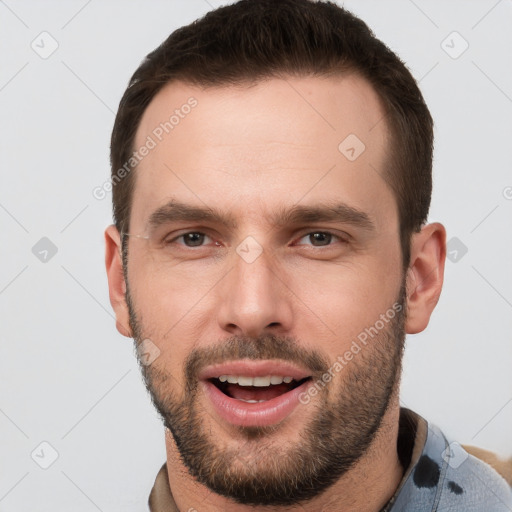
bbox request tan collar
[148,462,178,512]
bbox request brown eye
[165,232,213,247]
[296,231,347,247]
[308,232,332,246]
[181,232,207,247]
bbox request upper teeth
[218,375,294,386]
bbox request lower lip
[201,379,311,427]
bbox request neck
[165,403,404,512]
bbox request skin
[105,74,446,511]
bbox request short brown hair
[110,0,433,269]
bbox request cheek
[130,254,219,319]
[288,250,402,351]
[128,258,224,364]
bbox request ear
[105,225,132,338]
[405,222,446,334]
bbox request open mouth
[199,361,315,426]
[209,375,312,403]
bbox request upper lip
[198,360,312,381]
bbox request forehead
[131,74,396,232]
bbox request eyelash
[164,230,349,249]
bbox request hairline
[122,69,400,224]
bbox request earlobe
[405,222,446,335]
[105,225,132,338]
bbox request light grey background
[1,0,511,510]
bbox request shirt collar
[380,407,428,511]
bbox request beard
[126,281,407,507]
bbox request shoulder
[388,409,512,511]
[463,444,512,486]
[429,425,512,511]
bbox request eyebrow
[146,199,375,233]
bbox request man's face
[125,75,406,505]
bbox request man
[104,1,512,510]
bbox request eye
[166,231,219,248]
[295,231,348,247]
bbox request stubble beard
[126,280,407,506]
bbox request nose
[215,245,293,338]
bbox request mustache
[184,333,330,386]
